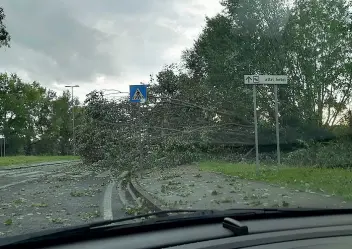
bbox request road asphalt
[3,161,352,239]
[0,162,125,238]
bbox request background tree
[0,73,79,155]
[282,0,352,128]
[0,7,10,47]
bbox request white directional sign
[244,75,287,85]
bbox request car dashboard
[41,213,352,249]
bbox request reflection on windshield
[1,0,352,238]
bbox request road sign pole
[138,103,142,169]
[253,85,259,175]
[274,85,281,165]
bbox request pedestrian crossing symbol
[129,84,148,103]
[132,88,144,100]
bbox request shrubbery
[283,139,352,168]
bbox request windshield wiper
[136,207,352,223]
[90,209,217,227]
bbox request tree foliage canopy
[0,7,10,47]
[0,73,81,155]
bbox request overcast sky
[0,0,223,101]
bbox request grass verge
[199,161,352,201]
[0,156,80,167]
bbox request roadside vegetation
[197,139,352,200]
[199,161,352,201]
[0,156,80,167]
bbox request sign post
[274,85,280,165]
[129,85,148,169]
[0,135,5,157]
[253,85,259,175]
[244,75,287,169]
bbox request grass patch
[31,202,49,208]
[4,219,12,226]
[199,161,352,201]
[49,218,64,224]
[70,188,102,197]
[0,156,80,167]
[79,210,101,220]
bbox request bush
[283,139,352,168]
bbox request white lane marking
[96,170,110,178]
[30,173,50,178]
[8,171,45,178]
[51,173,66,178]
[0,169,29,177]
[103,181,116,220]
[80,172,91,177]
[0,178,38,190]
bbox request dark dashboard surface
[44,214,352,249]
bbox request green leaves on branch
[0,7,10,48]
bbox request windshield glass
[1,0,352,238]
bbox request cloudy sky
[0,0,223,101]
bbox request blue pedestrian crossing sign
[129,85,147,103]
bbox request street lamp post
[0,135,4,157]
[65,85,79,155]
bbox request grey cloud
[0,0,216,87]
[0,0,115,83]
